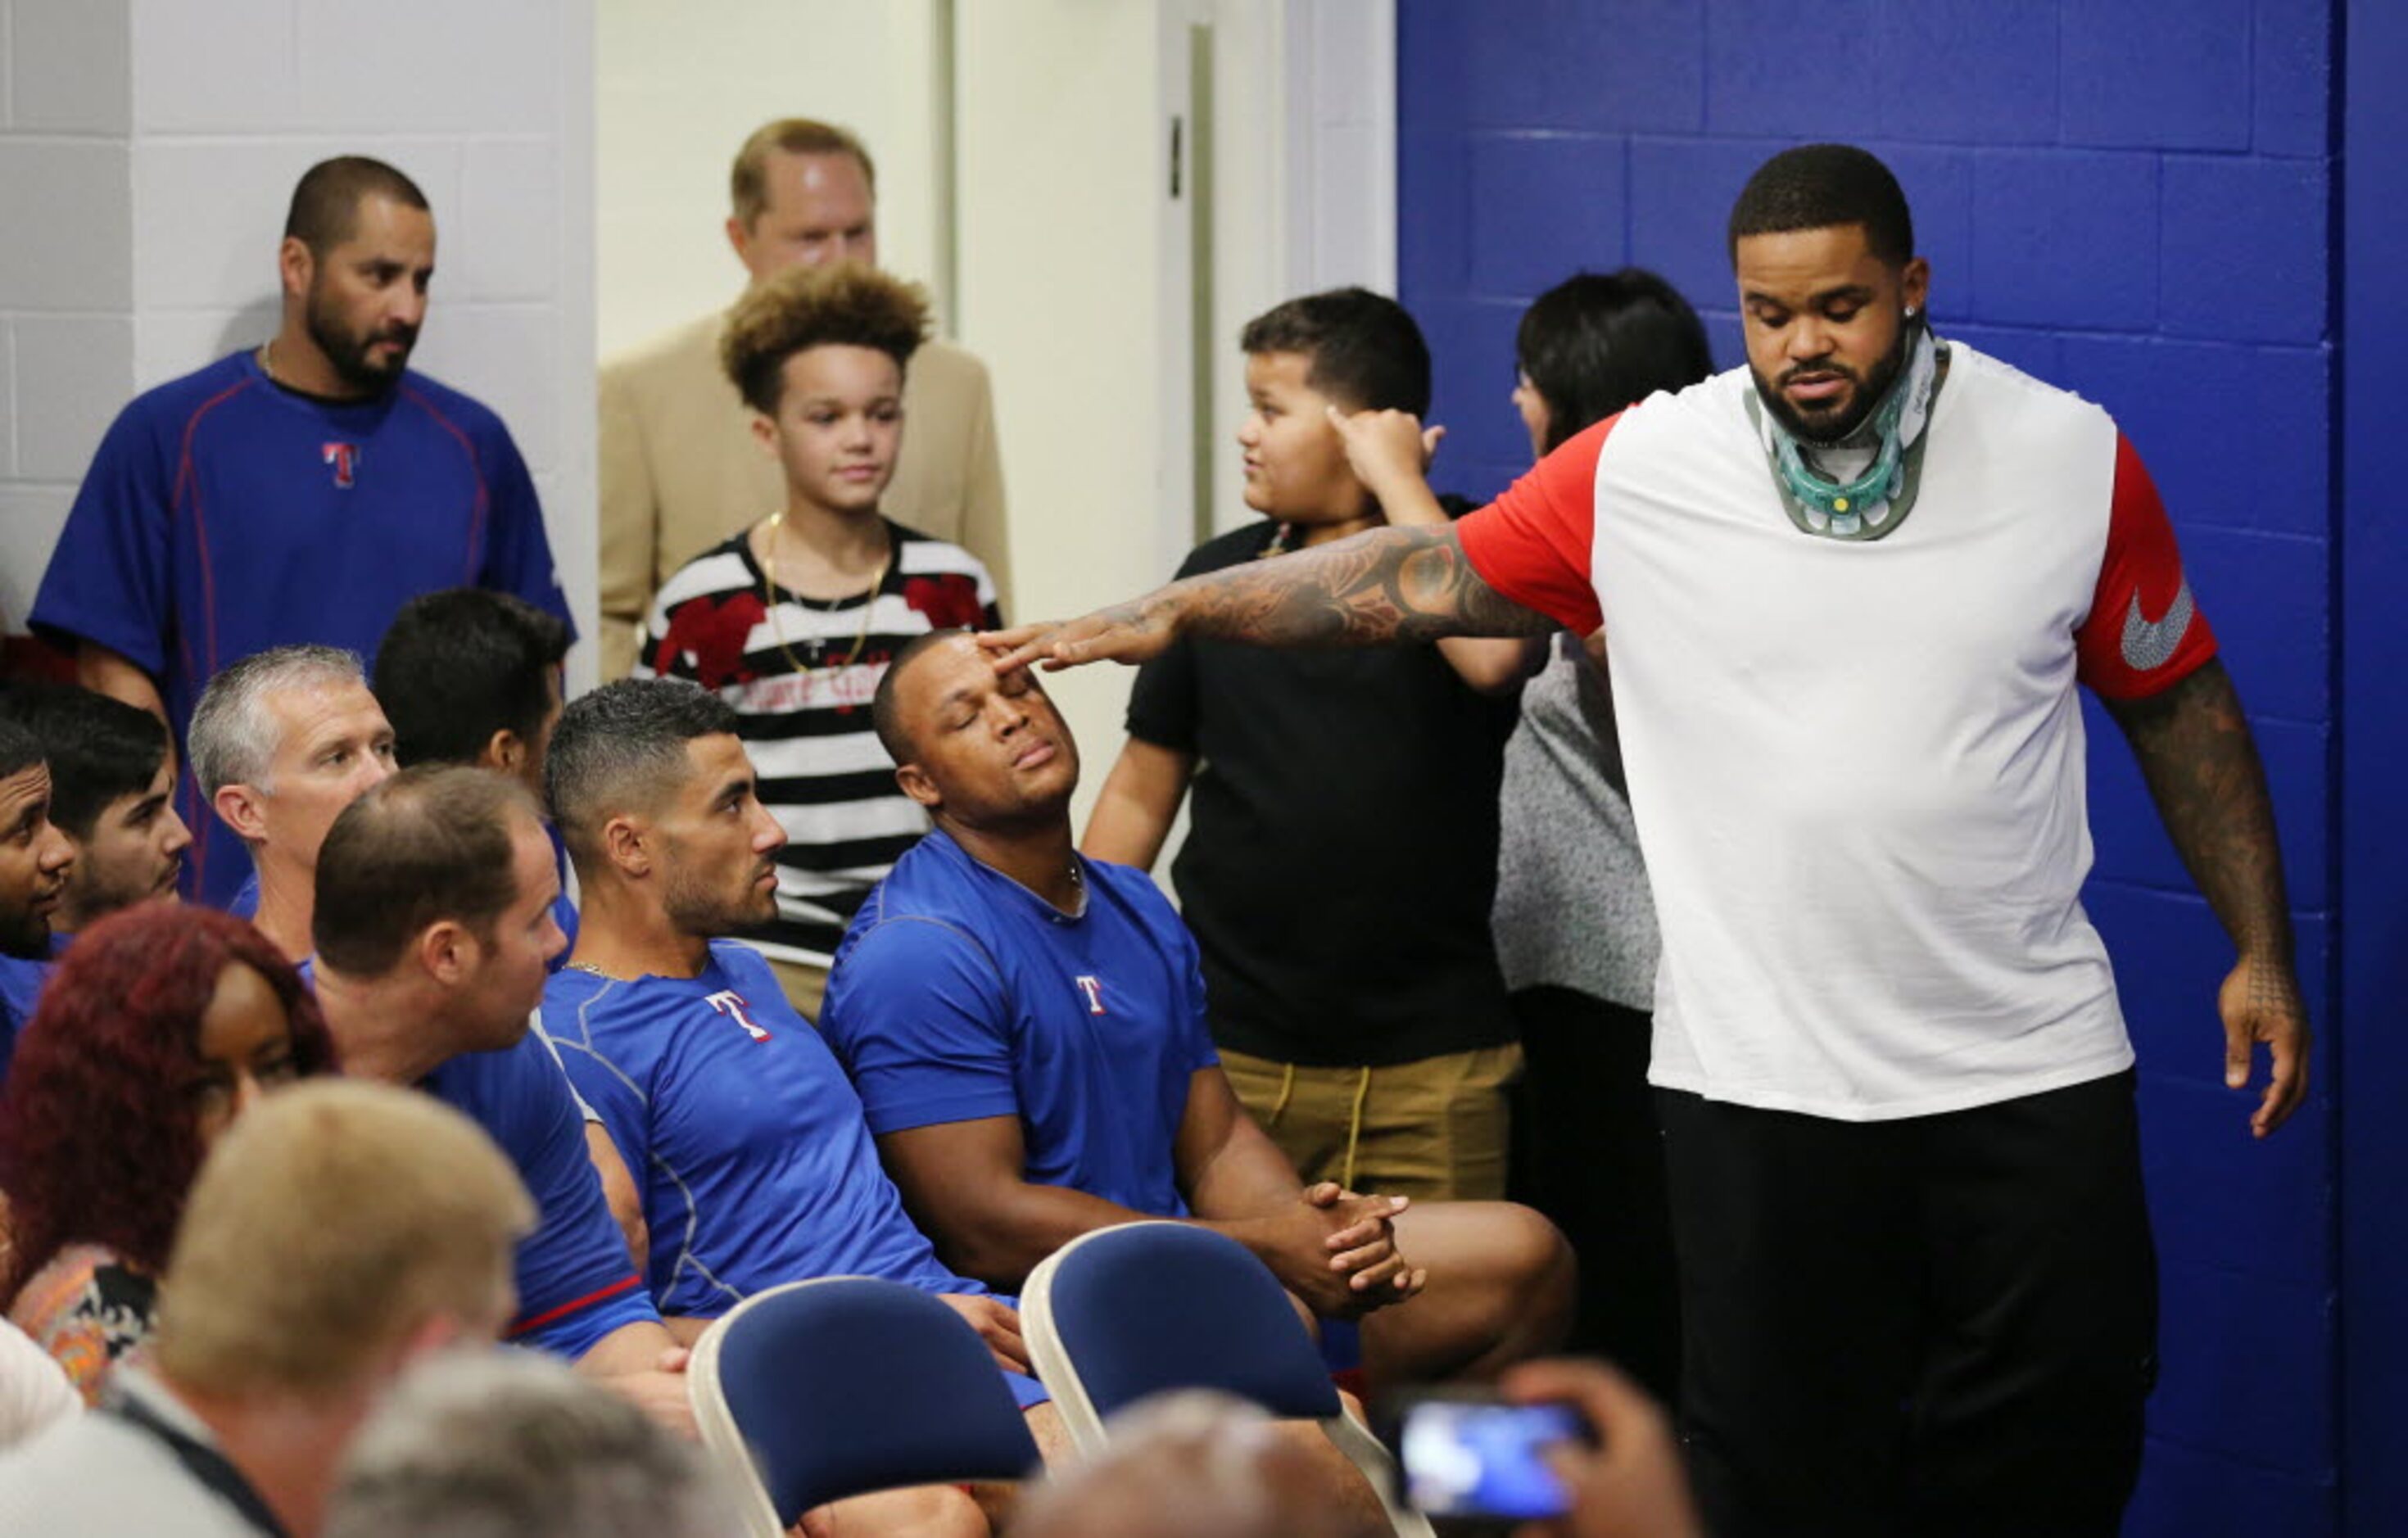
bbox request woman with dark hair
[1510,271,1715,460]
[1495,269,1711,1399]
[0,903,337,1403]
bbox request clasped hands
[1270,1181,1424,1321]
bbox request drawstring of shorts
[1263,1061,1375,1192]
[1340,1065,1373,1192]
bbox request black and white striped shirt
[636,520,1001,964]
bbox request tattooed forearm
[1149,524,1557,648]
[2103,659,2293,961]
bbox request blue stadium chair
[1021,1221,1434,1538]
[686,1277,1043,1538]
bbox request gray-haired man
[188,645,395,959]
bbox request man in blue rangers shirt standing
[29,155,574,907]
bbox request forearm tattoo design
[1160,525,1557,647]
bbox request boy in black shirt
[1082,287,1527,1201]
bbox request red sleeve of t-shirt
[2075,433,2219,700]
[1454,414,1619,636]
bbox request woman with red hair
[0,902,337,1403]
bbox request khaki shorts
[1220,1043,1523,1204]
[760,954,831,1026]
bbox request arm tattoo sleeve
[1152,524,1558,647]
[2102,658,2294,961]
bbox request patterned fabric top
[1491,636,1659,1010]
[7,1242,158,1408]
[636,519,1001,965]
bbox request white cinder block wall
[0,0,135,639]
[0,0,600,682]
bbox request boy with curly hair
[636,264,1001,1020]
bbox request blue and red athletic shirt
[420,1031,659,1359]
[541,942,1049,1408]
[29,351,573,905]
[822,831,1219,1219]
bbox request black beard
[305,288,415,395]
[1752,316,1914,447]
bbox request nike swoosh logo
[2120,577,2194,672]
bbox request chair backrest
[1021,1222,1435,1538]
[1023,1221,1340,1439]
[688,1277,1042,1537]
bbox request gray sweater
[1492,636,1659,1011]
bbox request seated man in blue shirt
[373,588,572,907]
[0,684,191,1081]
[541,678,1147,1536]
[0,717,76,1073]
[0,683,192,936]
[821,631,1575,1393]
[308,765,690,1434]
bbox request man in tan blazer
[597,119,1009,680]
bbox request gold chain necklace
[760,510,891,675]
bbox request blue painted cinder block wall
[1395,2,2341,1531]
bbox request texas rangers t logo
[323,441,360,488]
[705,989,772,1042]
[1075,975,1107,1015]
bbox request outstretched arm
[988,521,1557,673]
[2101,658,2308,1137]
[1327,405,1541,694]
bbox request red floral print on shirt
[899,572,986,629]
[652,590,767,690]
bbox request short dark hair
[1238,287,1432,415]
[313,767,537,979]
[0,716,40,783]
[868,628,970,767]
[1515,270,1716,452]
[286,156,431,254]
[1726,143,1915,269]
[721,262,931,415]
[545,680,740,870]
[373,590,571,769]
[0,683,172,841]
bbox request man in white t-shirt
[988,145,2309,1537]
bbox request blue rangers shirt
[540,940,1047,1407]
[0,951,53,1087]
[821,831,1220,1219]
[419,1032,658,1358]
[0,932,74,1087]
[29,351,573,906]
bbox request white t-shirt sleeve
[0,1319,81,1447]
